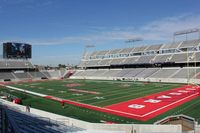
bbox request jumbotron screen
[3,42,32,59]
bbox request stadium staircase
[64,70,75,78]
[168,68,182,78]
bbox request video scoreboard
[3,42,32,59]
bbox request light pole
[173,28,200,85]
[125,37,143,48]
[83,44,95,69]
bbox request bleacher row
[0,70,69,81]
[0,105,84,133]
[72,67,200,79]
[0,60,34,68]
[79,39,200,67]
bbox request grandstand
[71,39,200,84]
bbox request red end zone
[45,85,200,121]
[106,85,200,121]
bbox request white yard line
[2,85,47,97]
[90,87,165,105]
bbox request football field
[1,79,200,124]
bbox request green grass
[10,79,181,107]
[1,79,200,124]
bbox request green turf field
[1,79,200,124]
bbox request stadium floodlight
[85,44,95,48]
[125,37,143,43]
[174,28,200,36]
[173,28,200,43]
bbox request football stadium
[1,35,200,133]
[1,1,200,133]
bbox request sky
[0,0,200,66]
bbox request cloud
[1,0,54,9]
[7,13,200,46]
[140,13,200,40]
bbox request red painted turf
[45,85,200,121]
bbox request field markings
[71,84,161,102]
[141,92,199,117]
[2,84,47,97]
[89,87,169,105]
[105,86,200,120]
[2,82,198,121]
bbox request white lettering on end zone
[157,95,171,99]
[178,90,189,93]
[128,104,145,109]
[144,99,161,103]
[169,92,182,95]
[186,88,196,91]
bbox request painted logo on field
[178,90,189,93]
[128,104,145,109]
[144,99,161,103]
[186,88,196,91]
[169,92,182,95]
[157,95,171,99]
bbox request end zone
[106,85,200,121]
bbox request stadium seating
[170,53,193,63]
[0,60,7,68]
[14,72,32,79]
[60,69,68,77]
[0,72,15,80]
[190,52,200,62]
[108,49,122,54]
[78,39,200,68]
[179,39,200,48]
[78,60,88,67]
[194,72,200,79]
[29,72,47,79]
[149,68,179,78]
[98,59,112,66]
[123,68,145,77]
[102,69,122,77]
[119,47,134,54]
[135,68,160,78]
[161,42,181,49]
[42,71,52,78]
[91,69,108,77]
[72,70,85,76]
[114,69,132,77]
[46,70,61,78]
[172,68,200,79]
[110,58,125,65]
[146,44,163,51]
[132,46,148,52]
[0,60,34,69]
[153,54,172,63]
[2,107,83,133]
[135,55,155,64]
[123,57,139,64]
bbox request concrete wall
[71,76,200,84]
[195,125,200,133]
